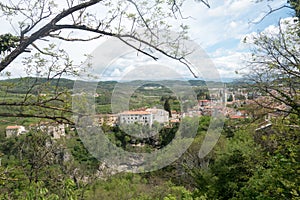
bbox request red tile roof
[120,111,151,115]
[6,126,22,129]
[230,115,245,119]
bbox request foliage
[85,173,201,200]
[244,11,300,116]
[0,33,19,55]
[0,130,94,199]
[67,136,99,170]
[227,94,233,102]
[236,120,300,199]
[189,115,300,200]
[236,153,300,200]
[1,112,299,199]
[164,97,172,117]
[289,0,300,18]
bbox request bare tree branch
[198,0,210,8]
[127,0,158,38]
[252,5,293,24]
[49,33,103,41]
[0,0,104,72]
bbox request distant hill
[0,77,75,94]
[188,80,206,86]
[0,77,235,94]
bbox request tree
[236,119,300,199]
[289,0,300,18]
[0,0,210,73]
[244,10,300,117]
[0,129,81,199]
[0,128,102,199]
[164,97,172,117]
[227,94,233,102]
[187,124,264,199]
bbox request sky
[180,0,292,80]
[0,0,294,81]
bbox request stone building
[30,122,66,139]
[5,125,27,138]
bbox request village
[4,84,291,139]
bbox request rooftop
[119,111,151,115]
[229,115,245,119]
[6,126,22,129]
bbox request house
[199,100,211,107]
[119,110,153,126]
[47,124,66,139]
[118,108,170,126]
[229,115,245,119]
[5,125,27,138]
[30,122,66,139]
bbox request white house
[118,108,169,126]
[119,110,153,126]
[5,126,27,138]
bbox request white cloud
[228,0,253,15]
[180,0,288,47]
[210,15,298,80]
[243,16,298,46]
[210,50,249,78]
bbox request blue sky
[0,0,294,81]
